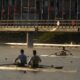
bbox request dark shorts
[31,64,39,68]
[16,63,25,67]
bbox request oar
[0,63,15,66]
[38,65,63,69]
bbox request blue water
[0,45,80,80]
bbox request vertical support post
[77,0,78,20]
[27,32,33,48]
[41,0,43,19]
[48,0,49,20]
[14,0,16,20]
[69,0,71,19]
[21,0,22,20]
[28,0,29,19]
[35,0,36,19]
[54,0,56,19]
[55,0,58,19]
[13,0,15,26]
[62,0,64,19]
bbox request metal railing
[0,20,79,32]
[0,20,80,26]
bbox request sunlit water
[0,45,80,80]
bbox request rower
[15,49,27,67]
[60,47,72,56]
[55,47,72,56]
[28,50,41,68]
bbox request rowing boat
[0,65,77,73]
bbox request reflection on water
[0,45,80,80]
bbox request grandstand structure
[0,0,80,47]
[0,0,80,20]
[0,0,80,32]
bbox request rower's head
[20,49,24,54]
[33,50,36,56]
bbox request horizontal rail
[0,20,80,26]
[0,26,78,32]
[0,20,79,32]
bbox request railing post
[27,32,33,48]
